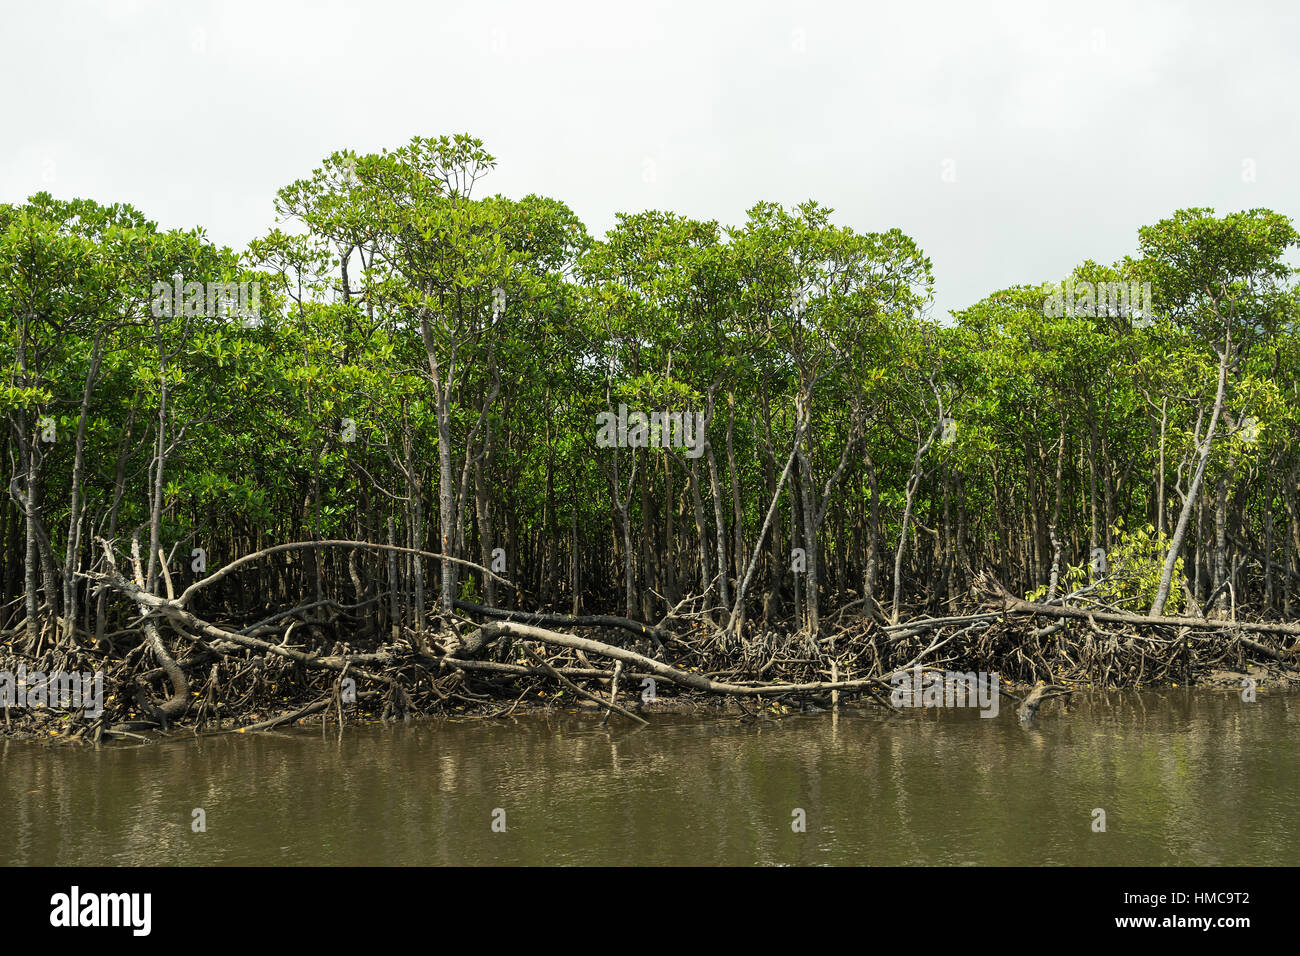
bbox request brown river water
[2,689,1297,865]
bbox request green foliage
[1029,522,1186,614]
[2,136,1298,635]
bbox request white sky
[3,0,1297,319]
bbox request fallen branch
[519,644,648,726]
[455,599,668,648]
[469,621,893,698]
[977,572,1300,640]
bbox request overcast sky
[3,0,1297,319]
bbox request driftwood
[601,661,625,727]
[87,566,394,685]
[975,572,1300,643]
[519,645,647,726]
[465,621,898,699]
[76,541,681,735]
[45,534,1295,742]
[454,599,668,648]
[1015,683,1073,725]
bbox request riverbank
[3,597,1296,743]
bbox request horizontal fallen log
[978,573,1300,641]
[1003,596,1300,640]
[883,611,1004,640]
[454,599,668,647]
[468,621,894,699]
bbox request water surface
[3,690,1297,865]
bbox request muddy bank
[4,575,1298,742]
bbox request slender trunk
[892,423,939,625]
[1151,336,1231,616]
[797,440,818,635]
[61,335,104,640]
[726,395,745,577]
[1213,475,1229,618]
[728,415,807,635]
[706,436,731,610]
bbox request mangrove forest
[4,133,1300,739]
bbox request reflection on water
[2,690,1298,865]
